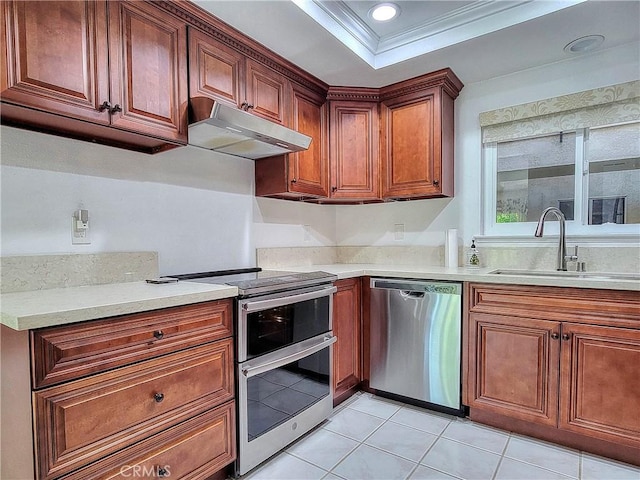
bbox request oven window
[246,295,330,359]
[246,347,330,442]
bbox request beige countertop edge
[0,281,238,331]
[282,264,640,291]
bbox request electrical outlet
[394,223,404,241]
[71,213,91,245]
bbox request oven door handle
[241,335,337,378]
[242,286,337,312]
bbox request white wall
[0,127,261,274]
[334,42,640,248]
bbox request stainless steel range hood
[188,97,312,159]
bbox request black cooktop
[169,268,336,296]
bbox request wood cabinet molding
[326,86,380,102]
[379,68,464,101]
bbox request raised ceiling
[193,0,640,87]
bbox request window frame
[482,123,640,238]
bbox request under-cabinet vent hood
[188,97,312,159]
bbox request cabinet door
[333,278,362,405]
[289,83,329,197]
[188,27,244,108]
[381,88,453,199]
[559,323,640,448]
[246,58,289,125]
[329,101,379,200]
[107,1,188,143]
[1,0,110,124]
[468,312,561,426]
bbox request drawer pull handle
[157,466,169,477]
[153,330,164,340]
[551,332,559,340]
[154,392,165,403]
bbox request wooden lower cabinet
[468,313,560,426]
[332,278,362,405]
[466,283,640,465]
[30,300,236,479]
[559,322,640,447]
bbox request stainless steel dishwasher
[369,278,463,415]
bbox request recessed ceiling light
[564,35,605,54]
[369,3,400,22]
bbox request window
[483,122,640,236]
[479,80,640,237]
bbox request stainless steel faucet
[534,206,578,271]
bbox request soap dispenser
[466,238,481,268]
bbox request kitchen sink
[489,269,640,281]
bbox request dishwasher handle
[370,278,462,295]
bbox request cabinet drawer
[31,299,232,388]
[469,284,640,328]
[34,340,233,479]
[61,401,236,480]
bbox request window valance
[480,80,640,143]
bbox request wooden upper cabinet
[188,27,244,108]
[254,83,328,199]
[1,0,110,124]
[1,0,188,151]
[328,97,380,201]
[380,69,463,199]
[245,58,289,125]
[107,1,188,143]
[288,83,328,197]
[189,27,289,125]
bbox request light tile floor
[242,393,640,480]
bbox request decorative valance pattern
[480,80,640,143]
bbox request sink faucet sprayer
[534,206,578,271]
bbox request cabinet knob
[157,466,169,477]
[562,333,571,341]
[433,179,439,186]
[154,392,165,403]
[331,186,337,192]
[240,101,254,111]
[551,332,559,340]
[153,330,164,340]
[109,104,122,114]
[291,178,297,184]
[98,101,111,112]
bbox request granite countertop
[1,264,637,331]
[0,281,238,331]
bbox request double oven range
[172,268,337,476]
